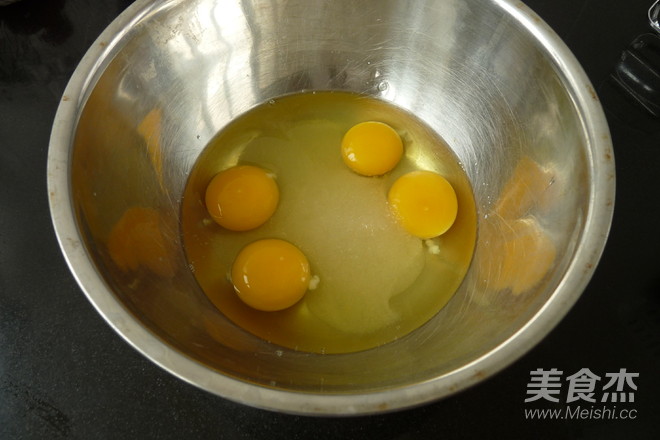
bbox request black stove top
[1,0,658,438]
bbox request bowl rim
[47,0,615,416]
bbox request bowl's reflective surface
[48,0,614,414]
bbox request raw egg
[341,121,403,176]
[205,165,279,231]
[182,91,477,353]
[231,238,311,311]
[388,170,458,239]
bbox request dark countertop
[1,0,658,438]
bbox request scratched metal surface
[1,0,659,438]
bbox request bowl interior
[51,0,614,413]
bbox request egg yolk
[388,170,458,239]
[341,121,403,176]
[205,165,279,231]
[231,239,311,311]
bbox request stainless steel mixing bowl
[47,0,615,415]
